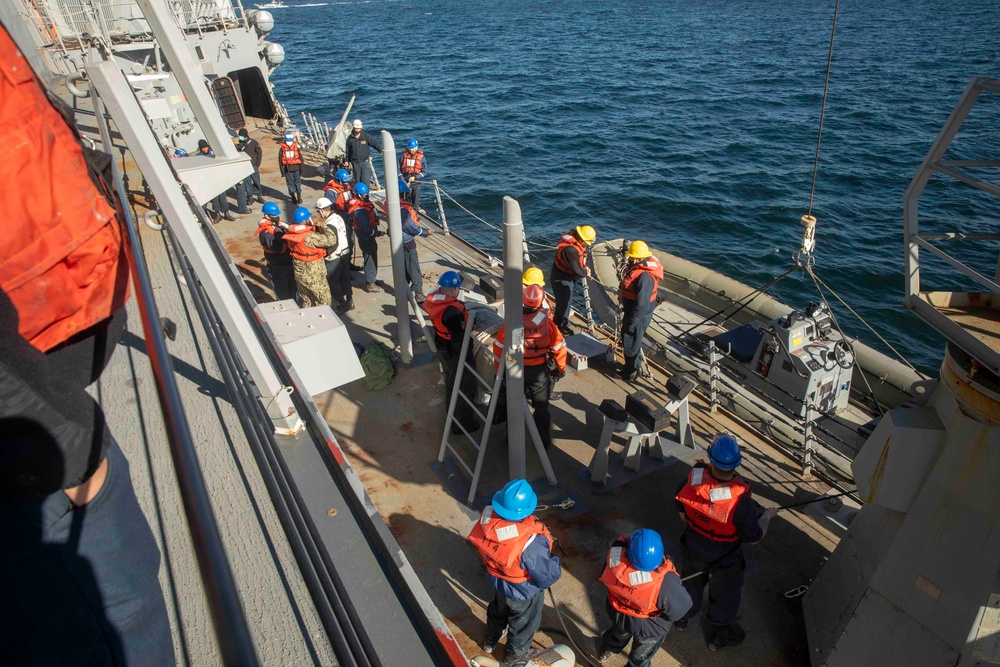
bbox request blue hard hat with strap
[407,138,418,149]
[335,168,352,183]
[628,529,664,572]
[262,201,280,217]
[354,182,369,196]
[491,479,537,521]
[708,434,742,470]
[438,271,462,289]
[293,206,312,224]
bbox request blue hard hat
[407,138,418,150]
[708,434,742,470]
[354,182,370,196]
[262,201,280,217]
[398,178,411,193]
[284,131,294,141]
[335,168,352,183]
[293,206,312,224]
[491,479,537,521]
[628,529,664,572]
[438,270,462,289]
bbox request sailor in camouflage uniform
[283,206,340,308]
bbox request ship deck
[200,123,854,665]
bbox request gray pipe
[383,131,412,363]
[503,196,526,479]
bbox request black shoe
[222,212,236,221]
[483,627,507,653]
[597,649,613,663]
[558,324,575,336]
[674,618,689,632]
[620,370,638,383]
[350,263,363,271]
[708,624,746,652]
[550,390,563,401]
[336,300,355,313]
[256,195,266,204]
[236,208,252,215]
[415,293,426,303]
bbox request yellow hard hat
[522,266,546,287]
[627,240,652,259]
[575,225,596,245]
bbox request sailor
[596,529,693,666]
[315,197,353,313]
[399,137,427,212]
[235,127,264,211]
[196,139,235,222]
[617,240,662,382]
[550,225,596,336]
[492,285,567,450]
[345,119,381,187]
[467,479,561,661]
[422,271,479,434]
[0,23,172,661]
[278,130,303,204]
[387,179,434,302]
[329,169,358,265]
[349,182,384,293]
[283,206,339,308]
[673,434,777,651]
[255,202,296,302]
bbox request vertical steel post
[383,131,412,363]
[802,402,814,477]
[503,196,526,479]
[709,341,719,414]
[432,180,449,233]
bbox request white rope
[437,186,502,231]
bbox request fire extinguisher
[759,345,775,377]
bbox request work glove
[551,368,566,380]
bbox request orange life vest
[335,188,356,213]
[282,225,327,262]
[599,536,678,619]
[324,180,346,196]
[352,200,378,231]
[492,311,567,370]
[400,149,424,176]
[0,26,130,352]
[422,291,466,341]
[553,233,588,275]
[619,257,664,302]
[254,218,287,255]
[467,506,552,584]
[675,464,751,542]
[279,141,302,166]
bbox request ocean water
[266,0,1000,374]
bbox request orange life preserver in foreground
[0,26,129,352]
[283,225,327,262]
[279,140,302,166]
[553,233,588,275]
[467,505,552,584]
[619,257,664,303]
[675,465,750,543]
[422,291,466,341]
[599,536,678,619]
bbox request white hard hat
[316,197,333,209]
[352,119,363,129]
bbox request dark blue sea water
[267,0,1000,374]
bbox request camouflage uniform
[288,226,339,307]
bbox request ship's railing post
[802,401,815,477]
[431,180,449,233]
[503,196,526,480]
[368,156,381,191]
[708,341,719,414]
[382,131,412,363]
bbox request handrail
[93,97,259,665]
